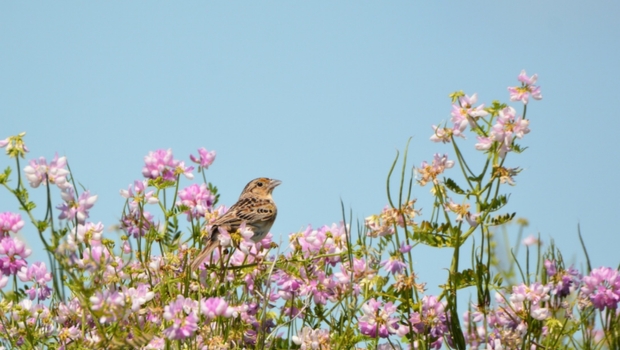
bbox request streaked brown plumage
[190,177,281,270]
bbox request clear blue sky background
[1,2,619,295]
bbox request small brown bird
[190,177,281,270]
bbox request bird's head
[240,177,282,197]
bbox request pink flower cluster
[508,70,542,104]
[0,212,33,291]
[464,282,552,349]
[359,298,409,338]
[581,266,620,311]
[0,212,24,236]
[417,153,454,186]
[475,106,530,158]
[177,183,215,221]
[56,188,98,224]
[189,147,216,170]
[23,153,71,190]
[410,296,450,349]
[142,149,194,181]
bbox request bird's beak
[269,179,282,189]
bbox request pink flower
[200,297,232,319]
[581,267,620,311]
[508,70,542,104]
[417,153,454,186]
[17,262,53,300]
[381,256,407,275]
[190,148,216,170]
[474,136,493,151]
[23,154,71,190]
[0,236,31,275]
[176,183,215,221]
[522,234,541,246]
[359,298,409,338]
[489,107,530,158]
[68,222,104,247]
[163,295,199,340]
[0,212,24,236]
[120,180,158,209]
[142,149,194,181]
[292,327,331,349]
[56,188,98,224]
[121,208,155,239]
[90,288,125,323]
[451,93,489,133]
[410,295,449,348]
[430,125,454,143]
[124,284,155,312]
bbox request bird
[190,177,281,270]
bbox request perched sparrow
[191,177,281,270]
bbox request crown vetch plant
[0,71,618,349]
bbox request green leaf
[480,194,509,212]
[512,143,529,154]
[0,166,11,184]
[445,178,466,194]
[486,212,516,226]
[412,221,453,247]
[451,268,477,290]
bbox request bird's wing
[212,197,276,229]
[233,197,277,223]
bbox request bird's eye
[257,182,263,187]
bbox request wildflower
[79,244,111,272]
[474,136,493,151]
[410,295,450,349]
[365,214,395,237]
[163,295,199,340]
[200,297,232,319]
[522,235,541,246]
[23,154,71,189]
[121,208,156,239]
[301,270,337,305]
[359,298,409,338]
[0,132,29,158]
[0,236,31,275]
[142,149,194,181]
[549,264,581,298]
[417,154,454,186]
[430,125,453,143]
[273,271,302,300]
[489,107,530,158]
[56,188,98,224]
[120,180,158,209]
[0,212,24,236]
[492,165,520,185]
[581,267,620,310]
[289,223,348,262]
[67,222,104,249]
[292,326,331,350]
[176,183,215,221]
[17,262,53,300]
[124,284,155,312]
[189,147,216,170]
[381,256,407,275]
[90,288,125,323]
[399,242,412,253]
[450,93,489,133]
[508,70,542,104]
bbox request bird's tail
[190,239,219,271]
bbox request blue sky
[2,2,619,294]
